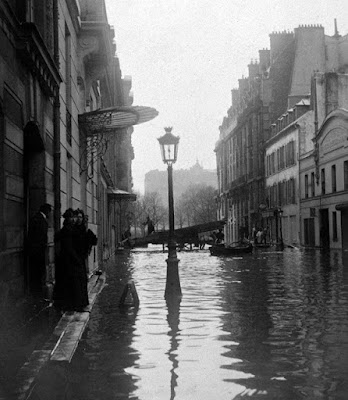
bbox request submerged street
[29,247,348,400]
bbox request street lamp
[158,127,182,298]
[274,207,284,250]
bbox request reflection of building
[145,161,217,203]
[0,1,157,308]
[216,24,348,246]
[300,73,348,250]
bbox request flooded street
[35,247,348,399]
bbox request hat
[62,208,74,219]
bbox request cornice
[16,23,62,97]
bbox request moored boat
[209,242,253,256]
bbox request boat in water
[209,242,253,256]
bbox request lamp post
[158,127,182,298]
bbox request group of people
[253,226,269,244]
[53,208,97,312]
[211,228,225,245]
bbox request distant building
[145,162,217,204]
[300,73,348,250]
[216,24,348,246]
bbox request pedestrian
[256,229,263,244]
[262,227,268,244]
[199,236,206,250]
[252,226,257,242]
[144,216,155,235]
[26,203,52,296]
[121,228,132,248]
[216,228,225,244]
[53,208,75,310]
[71,208,96,311]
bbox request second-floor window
[305,174,309,198]
[332,211,338,241]
[331,165,336,193]
[344,160,348,190]
[311,172,315,197]
[321,168,326,195]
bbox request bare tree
[176,184,217,226]
[129,192,147,237]
[143,191,167,231]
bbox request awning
[336,202,348,210]
[107,188,137,202]
[79,105,159,136]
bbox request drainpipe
[295,122,301,246]
[53,0,61,233]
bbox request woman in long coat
[53,208,78,310]
[72,209,97,311]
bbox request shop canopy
[79,105,159,136]
[107,187,137,202]
[336,202,348,210]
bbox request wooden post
[119,280,139,306]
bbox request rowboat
[209,242,253,256]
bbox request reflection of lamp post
[158,127,182,298]
[166,296,181,399]
[278,208,284,249]
[274,207,284,250]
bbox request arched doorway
[23,121,46,293]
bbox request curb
[13,272,106,400]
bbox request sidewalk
[0,272,106,400]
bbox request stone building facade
[216,24,348,246]
[300,73,348,250]
[0,0,157,310]
[145,161,217,205]
[264,102,313,246]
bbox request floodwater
[33,247,348,399]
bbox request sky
[104,0,348,193]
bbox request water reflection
[166,297,181,399]
[26,247,348,399]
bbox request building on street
[216,23,348,249]
[300,72,348,250]
[0,0,158,311]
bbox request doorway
[304,218,315,247]
[23,121,45,292]
[341,209,348,251]
[320,208,330,250]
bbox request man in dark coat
[27,203,52,295]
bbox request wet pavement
[5,246,348,399]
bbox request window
[289,178,295,204]
[344,160,348,190]
[305,174,309,198]
[311,172,315,197]
[332,211,338,241]
[321,168,325,195]
[67,152,72,208]
[331,165,336,192]
[65,24,72,146]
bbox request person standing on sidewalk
[53,208,75,310]
[26,203,52,296]
[72,209,96,311]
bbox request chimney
[238,77,249,93]
[259,49,270,71]
[269,30,294,63]
[231,89,239,107]
[248,60,259,79]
